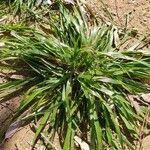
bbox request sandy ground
[0,0,150,149]
[87,0,150,34]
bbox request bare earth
[0,0,150,149]
[87,0,150,34]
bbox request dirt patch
[142,135,150,150]
[0,125,34,150]
[87,0,150,35]
[0,97,20,138]
[0,124,61,150]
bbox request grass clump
[0,3,150,150]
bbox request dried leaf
[128,95,140,113]
[141,93,150,103]
[5,120,22,139]
[74,136,90,150]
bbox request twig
[31,124,58,150]
[99,0,114,22]
[114,0,122,26]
